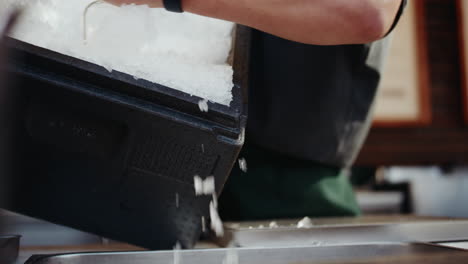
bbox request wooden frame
[457,0,468,124]
[373,0,431,127]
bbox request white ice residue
[201,144,205,153]
[209,200,224,237]
[193,175,215,196]
[269,221,279,228]
[194,175,203,196]
[211,192,218,209]
[198,99,209,112]
[297,217,314,228]
[3,0,235,105]
[203,176,215,195]
[238,158,247,173]
[175,193,179,208]
[194,175,224,237]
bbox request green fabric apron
[219,142,361,221]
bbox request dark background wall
[357,0,468,166]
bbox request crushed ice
[3,0,235,105]
[238,158,247,172]
[297,217,314,228]
[198,98,209,112]
[193,175,215,196]
[269,221,279,228]
[209,200,224,237]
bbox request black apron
[246,0,407,167]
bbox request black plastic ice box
[1,25,250,249]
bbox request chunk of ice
[238,158,247,172]
[209,200,224,237]
[211,192,218,209]
[297,217,314,228]
[193,175,203,196]
[193,175,215,196]
[202,176,215,195]
[269,221,279,228]
[198,98,209,112]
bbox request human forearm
[105,0,403,45]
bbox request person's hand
[104,0,163,8]
[100,0,403,45]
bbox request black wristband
[163,0,183,13]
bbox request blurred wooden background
[357,0,468,166]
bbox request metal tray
[0,235,20,264]
[23,243,465,264]
[1,24,250,250]
[218,216,468,247]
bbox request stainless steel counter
[218,216,468,247]
[23,243,467,264]
[15,216,468,264]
